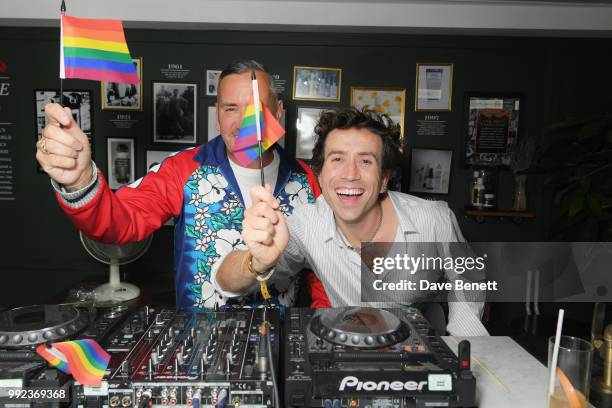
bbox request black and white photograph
[107,137,135,190]
[35,89,93,171]
[153,82,197,144]
[146,149,175,173]
[293,66,341,102]
[206,70,221,96]
[295,107,328,159]
[101,58,143,111]
[409,148,453,194]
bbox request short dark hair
[311,107,401,176]
[218,60,277,100]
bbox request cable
[262,308,280,407]
[138,395,150,408]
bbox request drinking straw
[548,308,565,396]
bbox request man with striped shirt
[215,108,489,336]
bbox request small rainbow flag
[36,339,110,386]
[60,15,139,84]
[232,97,285,166]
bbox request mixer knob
[147,358,154,379]
[121,360,131,376]
[200,356,206,377]
[225,353,232,377]
[150,351,159,366]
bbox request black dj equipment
[0,305,280,408]
[283,307,476,408]
[72,306,280,408]
[0,305,475,408]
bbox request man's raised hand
[36,103,93,191]
[242,184,289,272]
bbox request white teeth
[336,188,363,196]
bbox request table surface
[444,336,594,408]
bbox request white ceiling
[1,0,611,37]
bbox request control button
[364,336,374,345]
[338,334,347,343]
[44,331,54,339]
[0,335,7,344]
[378,335,386,344]
[27,333,38,342]
[351,335,360,345]
[13,335,23,344]
[56,327,66,336]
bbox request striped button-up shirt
[273,191,489,336]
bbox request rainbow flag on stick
[36,339,110,386]
[60,15,139,84]
[232,96,285,166]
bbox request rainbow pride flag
[36,339,110,386]
[60,15,139,84]
[232,97,285,166]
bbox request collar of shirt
[317,191,420,248]
[194,135,300,203]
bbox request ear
[380,174,389,194]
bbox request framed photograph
[296,107,330,160]
[101,57,143,111]
[146,149,175,172]
[293,66,341,102]
[107,138,135,190]
[153,82,197,144]
[464,93,523,167]
[34,90,93,171]
[409,148,453,194]
[415,63,453,111]
[206,70,221,96]
[350,87,406,138]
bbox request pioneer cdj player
[283,307,475,408]
[0,305,475,408]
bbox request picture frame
[350,87,406,139]
[463,92,523,167]
[34,89,94,171]
[296,107,330,160]
[293,66,342,102]
[153,82,197,144]
[146,149,175,173]
[101,57,143,111]
[409,148,453,195]
[107,137,135,190]
[206,70,221,96]
[415,63,453,112]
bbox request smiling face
[318,127,388,226]
[216,70,282,167]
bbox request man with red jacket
[35,60,321,309]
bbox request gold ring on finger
[40,137,49,154]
